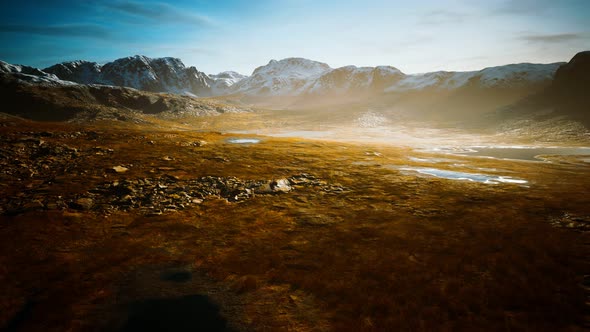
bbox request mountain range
[23,55,562,99]
[1,51,588,126]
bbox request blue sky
[1,0,589,75]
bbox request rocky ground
[0,129,346,216]
[1,117,589,331]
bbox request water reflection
[226,138,261,144]
[400,167,527,184]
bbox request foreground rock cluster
[1,173,346,216]
[0,128,348,216]
[71,173,346,215]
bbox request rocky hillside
[0,61,72,86]
[497,51,590,126]
[44,56,247,97]
[0,62,247,122]
[552,51,590,110]
[42,60,102,85]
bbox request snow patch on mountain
[306,65,405,94]
[387,71,476,92]
[209,71,247,94]
[232,58,331,96]
[1,61,58,79]
[477,62,563,87]
[386,62,563,92]
[0,60,77,86]
[306,66,374,94]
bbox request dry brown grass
[0,119,588,331]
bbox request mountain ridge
[33,55,566,99]
[43,55,223,97]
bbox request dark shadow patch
[160,270,192,283]
[2,299,35,332]
[118,295,233,332]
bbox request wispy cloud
[493,0,548,15]
[420,10,468,25]
[492,0,586,16]
[0,23,112,39]
[519,33,586,44]
[105,1,213,27]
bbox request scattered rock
[271,178,292,193]
[22,200,45,212]
[71,198,94,210]
[110,165,129,173]
[180,140,207,147]
[253,182,274,195]
[1,167,346,215]
[549,212,590,232]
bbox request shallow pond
[226,138,261,144]
[400,167,528,184]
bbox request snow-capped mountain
[1,61,56,78]
[476,63,563,87]
[231,58,331,96]
[43,55,236,97]
[0,60,76,86]
[43,60,102,85]
[386,71,475,91]
[99,56,213,96]
[209,71,247,95]
[304,65,405,95]
[11,55,567,100]
[230,58,561,97]
[386,63,563,92]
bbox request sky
[1,0,589,75]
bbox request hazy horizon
[1,0,589,75]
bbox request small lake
[400,167,527,184]
[226,138,261,144]
[452,146,590,161]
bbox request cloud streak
[106,1,213,27]
[0,24,112,39]
[519,33,586,44]
[493,0,548,15]
[419,10,467,25]
[492,0,587,16]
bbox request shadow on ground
[119,295,233,332]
